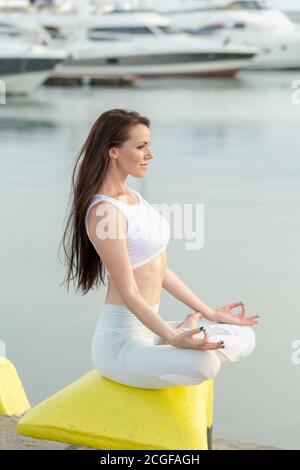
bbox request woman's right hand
[170,327,225,351]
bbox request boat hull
[51,56,255,80]
[0,58,63,95]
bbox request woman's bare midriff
[92,186,167,307]
[104,250,168,307]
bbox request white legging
[91,302,256,389]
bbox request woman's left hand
[213,302,260,326]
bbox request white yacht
[43,9,259,80]
[0,19,66,94]
[154,0,300,70]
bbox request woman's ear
[108,147,118,160]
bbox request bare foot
[177,312,202,330]
[158,312,202,345]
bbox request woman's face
[111,124,154,178]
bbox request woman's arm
[162,268,217,321]
[162,268,260,326]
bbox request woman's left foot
[158,312,202,345]
[177,312,202,330]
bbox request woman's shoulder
[85,199,128,246]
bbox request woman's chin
[132,171,146,178]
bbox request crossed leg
[153,319,256,364]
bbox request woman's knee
[236,326,256,359]
[242,326,256,350]
[248,327,256,350]
[197,351,221,380]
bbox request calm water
[1,71,299,449]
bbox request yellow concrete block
[206,378,214,429]
[0,357,31,416]
[17,370,213,450]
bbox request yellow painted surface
[17,370,213,450]
[0,358,31,416]
[206,379,214,429]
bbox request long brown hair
[58,108,150,295]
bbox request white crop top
[84,187,170,277]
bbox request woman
[60,108,259,389]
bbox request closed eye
[137,142,151,149]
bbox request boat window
[0,31,20,37]
[106,57,119,64]
[157,25,182,34]
[233,22,247,28]
[0,24,21,36]
[192,23,227,34]
[87,34,120,42]
[44,26,65,40]
[87,26,154,35]
[226,1,272,9]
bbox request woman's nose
[146,149,154,160]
